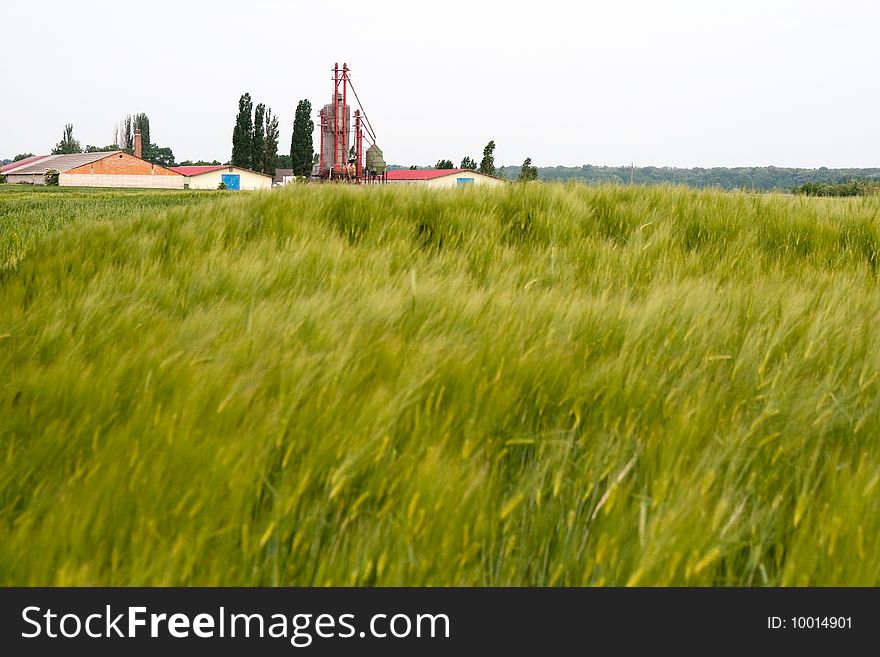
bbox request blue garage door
[222,174,241,190]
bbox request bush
[0,174,6,184]
[217,181,227,190]
[793,179,880,196]
[43,169,59,186]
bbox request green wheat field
[2,182,879,586]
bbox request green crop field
[2,182,880,586]
[0,184,220,271]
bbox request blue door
[456,177,474,187]
[222,174,241,190]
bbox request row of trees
[178,159,222,166]
[433,142,495,174]
[793,180,880,197]
[35,117,880,191]
[116,113,176,165]
[434,163,880,189]
[231,94,314,178]
[32,97,317,176]
[536,164,880,191]
[115,114,150,154]
[47,117,176,166]
[434,141,537,181]
[52,124,81,154]
[231,94,280,176]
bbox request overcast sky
[2,0,878,168]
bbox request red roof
[386,168,470,181]
[170,165,227,176]
[1,154,50,173]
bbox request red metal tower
[316,62,384,183]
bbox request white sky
[1,0,878,168]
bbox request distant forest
[387,163,880,191]
[497,164,880,191]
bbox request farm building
[274,168,296,186]
[1,151,183,188]
[385,169,507,187]
[0,154,52,182]
[171,165,273,190]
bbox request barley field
[1,182,879,586]
[0,185,219,271]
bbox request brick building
[1,133,183,189]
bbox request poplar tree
[290,99,314,177]
[478,140,496,176]
[519,157,538,182]
[133,113,150,151]
[231,93,254,168]
[115,113,170,162]
[263,108,280,176]
[115,115,133,150]
[51,124,82,154]
[252,103,265,172]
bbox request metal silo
[365,144,386,174]
[322,93,350,175]
[315,62,385,182]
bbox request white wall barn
[385,169,507,188]
[171,166,273,190]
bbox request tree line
[433,140,536,182]
[433,141,498,175]
[8,119,880,190]
[230,94,279,175]
[410,161,880,189]
[793,179,880,197]
[534,164,880,191]
[230,94,315,178]
[43,116,176,166]
[22,95,318,178]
